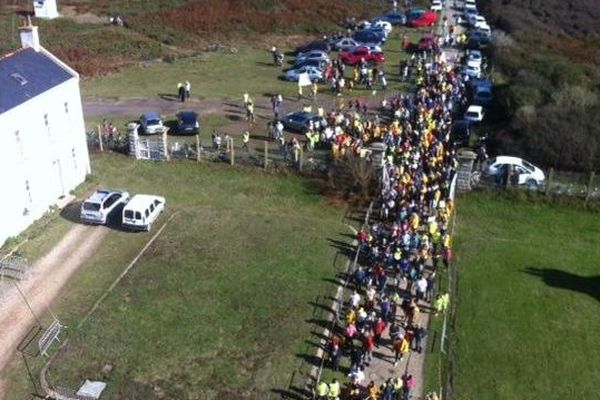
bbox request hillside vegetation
[481,0,600,172]
[1,0,383,76]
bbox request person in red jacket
[373,317,387,347]
[363,331,374,364]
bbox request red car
[339,47,385,65]
[407,9,438,27]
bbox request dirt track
[0,223,108,398]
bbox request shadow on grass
[158,93,179,102]
[523,267,600,303]
[271,386,311,400]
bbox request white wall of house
[0,78,90,247]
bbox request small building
[0,22,90,247]
[33,0,59,20]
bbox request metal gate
[137,138,163,160]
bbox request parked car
[483,156,545,189]
[122,194,165,232]
[379,11,407,25]
[473,87,493,105]
[450,119,472,147]
[406,8,438,27]
[349,43,383,54]
[176,111,200,135]
[470,27,491,43]
[466,49,483,67]
[139,112,164,135]
[464,64,481,79]
[285,66,324,82]
[464,105,485,122]
[333,37,363,51]
[294,51,329,66]
[340,47,385,65]
[353,30,386,45]
[295,40,330,55]
[80,189,130,225]
[431,0,443,12]
[291,58,328,70]
[358,19,393,34]
[281,111,327,133]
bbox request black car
[353,30,386,45]
[450,119,472,147]
[469,29,491,45]
[295,40,330,55]
[282,112,327,133]
[176,111,200,135]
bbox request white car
[483,156,546,188]
[431,0,443,11]
[359,19,393,34]
[464,105,484,122]
[122,194,165,232]
[468,14,487,28]
[80,189,130,225]
[466,49,483,67]
[464,64,481,79]
[285,66,323,82]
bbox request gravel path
[0,224,108,397]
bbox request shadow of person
[523,267,600,303]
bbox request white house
[0,23,90,247]
[33,0,60,20]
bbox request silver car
[80,189,130,225]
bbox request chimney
[19,17,40,52]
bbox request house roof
[0,47,75,115]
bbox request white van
[122,194,165,231]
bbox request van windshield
[83,202,101,211]
[124,210,134,219]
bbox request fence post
[196,135,200,162]
[586,171,595,203]
[264,141,268,169]
[545,168,554,196]
[97,125,104,152]
[230,138,235,166]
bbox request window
[15,130,25,158]
[25,180,32,203]
[145,209,150,218]
[149,203,155,212]
[135,211,142,220]
[72,148,77,169]
[124,210,134,219]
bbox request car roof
[125,194,165,209]
[177,110,198,118]
[467,105,483,112]
[86,189,120,203]
[141,112,161,120]
[494,156,525,165]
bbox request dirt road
[0,223,108,397]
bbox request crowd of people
[313,34,468,400]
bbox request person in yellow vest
[327,378,340,400]
[316,381,329,400]
[242,131,250,151]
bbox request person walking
[242,131,250,151]
[393,334,410,366]
[327,378,340,400]
[316,381,329,400]
[177,82,186,102]
[184,80,191,100]
[402,373,416,400]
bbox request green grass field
[444,191,600,400]
[4,153,349,399]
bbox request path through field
[0,223,108,398]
